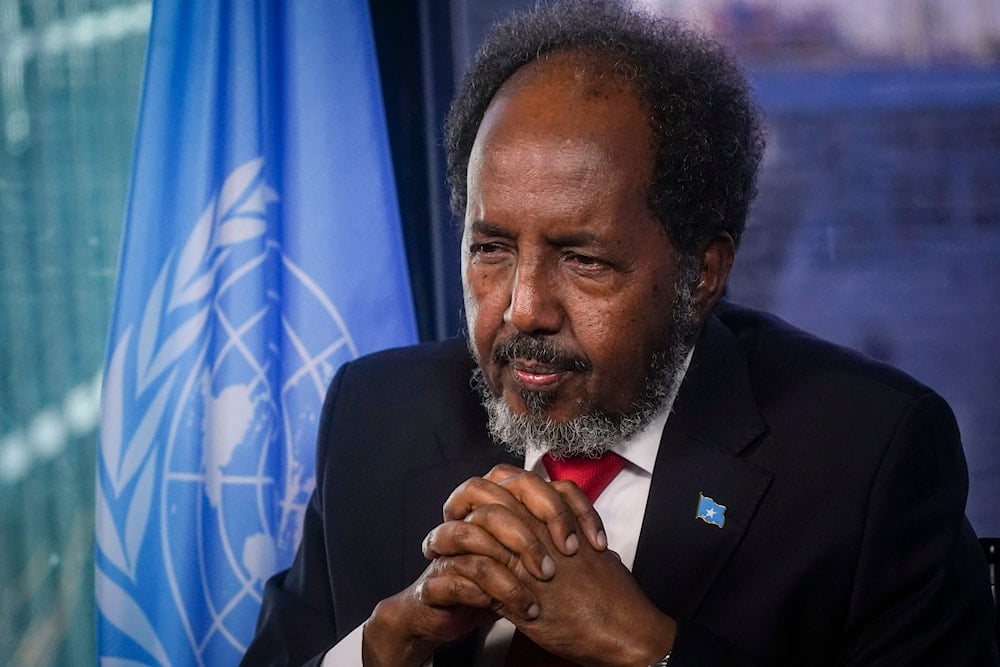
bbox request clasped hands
[362,464,675,667]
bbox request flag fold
[96,3,416,664]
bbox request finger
[418,555,541,621]
[549,479,608,551]
[463,505,556,580]
[414,566,492,609]
[489,467,594,556]
[423,516,556,581]
[443,475,518,521]
[482,462,528,485]
[444,472,580,557]
[487,466,608,552]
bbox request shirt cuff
[320,623,364,666]
[319,623,434,667]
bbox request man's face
[462,55,693,454]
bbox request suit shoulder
[342,337,471,376]
[715,301,935,401]
[323,337,476,416]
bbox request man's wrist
[617,607,675,667]
[362,597,436,667]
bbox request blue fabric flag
[696,492,727,528]
[95,3,417,664]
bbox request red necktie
[541,451,627,503]
[504,451,627,666]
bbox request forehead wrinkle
[479,138,608,189]
[469,136,621,221]
[470,146,613,227]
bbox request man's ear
[692,232,735,319]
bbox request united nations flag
[95,3,416,665]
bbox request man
[244,2,998,665]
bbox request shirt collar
[524,345,694,476]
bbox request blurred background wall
[0,1,148,663]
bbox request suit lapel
[398,363,518,665]
[400,376,520,587]
[632,312,773,619]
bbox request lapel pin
[696,492,726,528]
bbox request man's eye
[470,242,511,261]
[569,254,603,267]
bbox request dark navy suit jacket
[243,303,998,665]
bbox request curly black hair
[443,0,765,255]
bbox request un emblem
[97,158,356,664]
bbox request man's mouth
[491,335,590,394]
[510,359,571,391]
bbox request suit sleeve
[835,391,998,664]
[668,622,759,665]
[241,365,349,666]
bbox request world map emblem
[97,158,356,665]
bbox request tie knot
[542,451,626,503]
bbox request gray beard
[470,259,700,460]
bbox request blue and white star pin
[695,492,727,528]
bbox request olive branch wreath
[96,158,276,665]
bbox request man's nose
[503,262,562,335]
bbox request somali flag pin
[696,492,727,528]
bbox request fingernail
[564,533,579,554]
[540,555,556,579]
[526,603,540,620]
[596,530,608,549]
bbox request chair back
[981,538,999,649]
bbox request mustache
[493,335,591,372]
